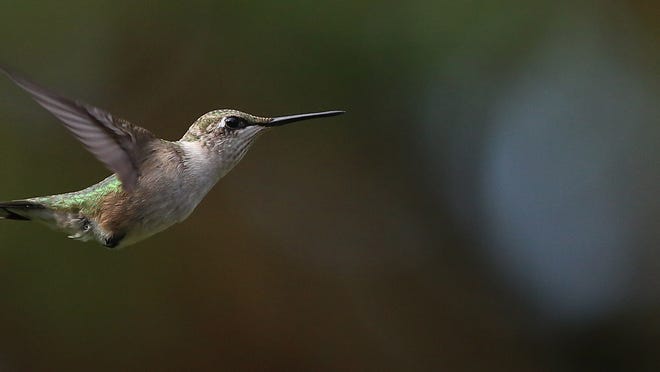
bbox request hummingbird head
[181,109,344,169]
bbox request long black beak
[266,110,345,127]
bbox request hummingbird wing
[0,66,156,192]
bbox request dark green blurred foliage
[0,1,658,371]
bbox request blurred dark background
[0,1,658,371]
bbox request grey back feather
[0,66,157,192]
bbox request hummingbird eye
[223,116,246,130]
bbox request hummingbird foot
[67,232,84,239]
[67,217,93,240]
[66,217,124,248]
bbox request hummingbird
[0,66,343,248]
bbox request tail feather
[0,201,45,221]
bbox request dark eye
[224,116,246,129]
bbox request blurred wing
[0,66,156,192]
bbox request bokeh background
[0,1,658,371]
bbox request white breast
[175,141,226,221]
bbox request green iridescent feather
[30,175,123,214]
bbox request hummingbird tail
[0,201,46,221]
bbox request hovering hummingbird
[0,66,343,248]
